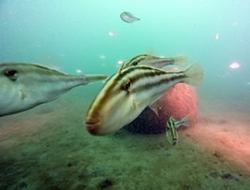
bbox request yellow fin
[181,115,193,127]
[145,48,154,56]
[184,61,204,87]
[172,55,187,68]
[132,100,139,110]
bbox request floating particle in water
[117,60,124,65]
[232,22,238,26]
[100,55,106,59]
[215,33,219,40]
[221,72,230,78]
[108,31,117,37]
[75,69,82,74]
[230,62,240,69]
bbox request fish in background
[85,61,203,136]
[120,11,140,23]
[166,115,192,146]
[124,54,187,116]
[123,54,187,69]
[122,54,197,135]
[0,62,107,117]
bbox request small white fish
[85,62,203,136]
[166,115,192,146]
[0,62,107,117]
[120,11,140,23]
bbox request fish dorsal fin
[145,47,154,56]
[118,62,125,75]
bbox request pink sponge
[156,83,198,129]
[125,83,198,134]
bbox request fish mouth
[85,118,101,135]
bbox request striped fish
[124,54,187,117]
[0,62,107,117]
[166,115,192,146]
[85,62,203,136]
[123,54,187,69]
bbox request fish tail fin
[180,115,193,127]
[84,75,108,84]
[183,61,204,87]
[172,55,187,68]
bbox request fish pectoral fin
[19,89,27,100]
[132,100,139,110]
[149,104,159,117]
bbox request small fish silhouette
[120,11,140,23]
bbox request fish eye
[122,79,131,92]
[132,61,138,66]
[4,69,18,81]
[131,56,147,66]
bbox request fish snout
[85,117,101,135]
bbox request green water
[1,1,250,190]
[1,0,250,98]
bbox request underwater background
[1,0,250,190]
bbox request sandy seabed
[1,85,250,190]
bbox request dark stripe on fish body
[108,66,165,93]
[170,123,176,135]
[167,120,174,130]
[130,57,146,66]
[120,66,158,79]
[168,120,177,137]
[127,71,167,87]
[119,66,175,87]
[133,73,185,93]
[124,56,142,67]
[128,54,147,63]
[167,119,177,145]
